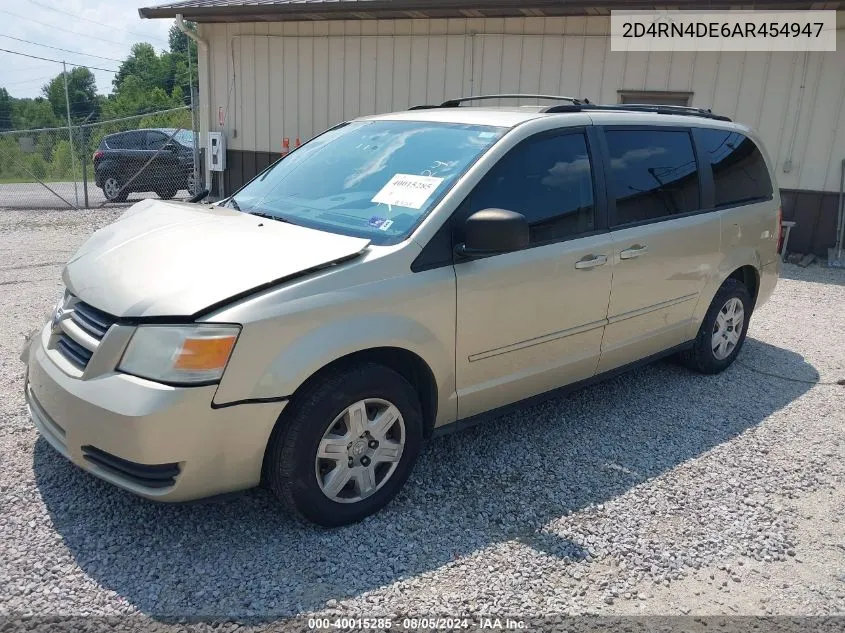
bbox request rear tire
[102,176,128,203]
[680,278,752,374]
[263,363,423,527]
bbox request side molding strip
[468,318,607,362]
[607,293,699,325]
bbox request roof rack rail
[542,102,731,122]
[409,94,590,110]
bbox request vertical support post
[62,61,79,208]
[81,124,89,208]
[187,41,201,195]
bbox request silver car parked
[24,97,780,526]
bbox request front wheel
[156,188,178,200]
[186,171,198,196]
[263,363,423,526]
[680,278,752,374]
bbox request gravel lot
[1,207,844,623]
[0,181,194,210]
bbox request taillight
[93,150,104,161]
[776,207,784,253]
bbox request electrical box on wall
[208,132,226,172]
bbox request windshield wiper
[248,210,289,224]
[226,196,289,223]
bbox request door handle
[574,254,608,269]
[619,245,648,260]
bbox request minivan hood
[63,199,370,318]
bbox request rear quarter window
[697,128,773,207]
[103,134,125,149]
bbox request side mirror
[455,208,529,258]
[189,188,210,203]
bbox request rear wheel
[102,176,127,203]
[263,363,423,527]
[680,278,752,374]
[186,171,198,195]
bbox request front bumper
[24,324,286,502]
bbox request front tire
[263,363,423,527]
[680,278,752,374]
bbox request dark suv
[93,128,197,202]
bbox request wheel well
[290,347,439,438]
[728,265,759,305]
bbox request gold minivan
[23,97,780,526]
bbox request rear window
[697,128,773,207]
[605,128,700,226]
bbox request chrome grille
[71,302,114,339]
[54,293,118,370]
[56,334,93,368]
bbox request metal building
[140,0,845,256]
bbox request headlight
[118,324,240,385]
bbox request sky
[0,0,173,99]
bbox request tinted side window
[146,132,167,150]
[468,132,595,244]
[698,128,773,207]
[122,132,144,149]
[606,129,700,226]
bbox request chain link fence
[0,106,202,210]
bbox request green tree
[112,43,169,95]
[168,22,196,55]
[43,67,99,122]
[11,98,60,130]
[0,88,12,131]
[49,139,74,180]
[102,74,184,120]
[167,22,198,103]
[108,25,198,119]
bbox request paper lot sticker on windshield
[372,174,444,210]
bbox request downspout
[782,51,810,175]
[176,14,212,197]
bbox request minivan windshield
[226,120,506,244]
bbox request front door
[454,129,613,419]
[597,126,721,373]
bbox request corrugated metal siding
[200,15,845,194]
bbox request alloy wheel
[103,177,121,201]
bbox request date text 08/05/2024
[307,617,527,630]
